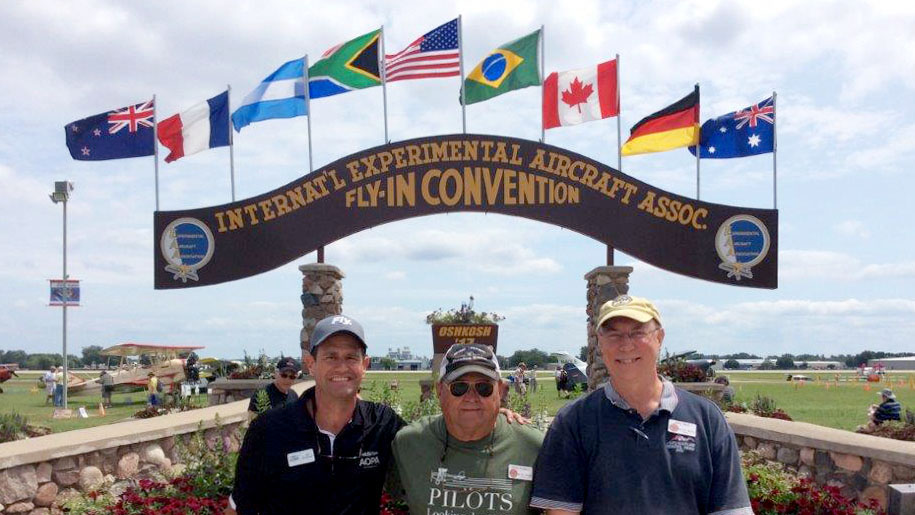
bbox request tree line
[694,351,915,370]
[0,345,106,370]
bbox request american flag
[384,18,460,82]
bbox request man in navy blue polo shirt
[530,295,752,515]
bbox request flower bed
[743,451,883,514]
[725,394,793,421]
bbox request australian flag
[689,96,774,159]
[65,99,156,161]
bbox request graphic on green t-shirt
[392,415,544,515]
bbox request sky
[2,1,915,362]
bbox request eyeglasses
[448,381,495,398]
[599,326,659,344]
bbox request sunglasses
[448,381,495,398]
[279,372,297,379]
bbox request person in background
[44,367,56,405]
[514,362,528,395]
[871,388,902,426]
[100,370,114,408]
[247,356,299,417]
[528,366,538,393]
[53,366,64,407]
[714,376,735,404]
[146,371,159,406]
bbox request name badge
[287,448,315,467]
[508,464,533,481]
[668,419,697,438]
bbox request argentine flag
[232,58,308,131]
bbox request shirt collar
[603,377,679,414]
[297,386,364,429]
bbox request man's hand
[499,407,531,425]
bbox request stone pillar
[584,266,633,391]
[299,263,344,361]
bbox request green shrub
[0,412,29,443]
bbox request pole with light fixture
[49,181,73,410]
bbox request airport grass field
[365,370,915,432]
[1,369,912,435]
[0,371,207,433]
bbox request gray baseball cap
[438,343,501,383]
[310,315,367,353]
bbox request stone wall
[299,263,344,360]
[727,411,915,510]
[0,381,312,515]
[583,266,632,390]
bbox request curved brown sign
[154,134,777,289]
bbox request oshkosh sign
[154,134,778,289]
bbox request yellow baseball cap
[596,295,662,328]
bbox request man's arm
[231,416,268,514]
[530,408,586,512]
[708,410,753,515]
[545,510,579,515]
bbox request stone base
[584,266,633,390]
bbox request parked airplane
[93,343,204,392]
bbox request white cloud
[329,220,562,276]
[833,220,871,239]
[780,250,915,281]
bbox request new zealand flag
[689,96,774,159]
[65,99,156,161]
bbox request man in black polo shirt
[530,295,752,515]
[247,356,299,416]
[230,314,405,514]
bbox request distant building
[796,360,844,370]
[370,347,431,371]
[868,356,915,370]
[713,359,844,371]
[713,359,764,370]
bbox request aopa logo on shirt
[359,451,381,468]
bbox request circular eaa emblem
[160,218,215,283]
[715,215,770,281]
[611,295,633,306]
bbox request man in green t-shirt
[392,344,544,515]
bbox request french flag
[157,91,230,163]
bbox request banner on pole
[49,280,80,306]
[155,134,778,290]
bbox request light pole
[50,181,73,410]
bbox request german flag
[622,86,699,156]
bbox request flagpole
[458,15,466,134]
[305,53,320,262]
[695,83,700,200]
[539,24,545,143]
[152,94,160,211]
[611,53,621,266]
[304,55,314,173]
[772,90,777,209]
[616,53,622,173]
[380,25,389,143]
[227,84,236,202]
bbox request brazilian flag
[309,29,382,99]
[463,29,541,105]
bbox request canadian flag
[543,59,618,130]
